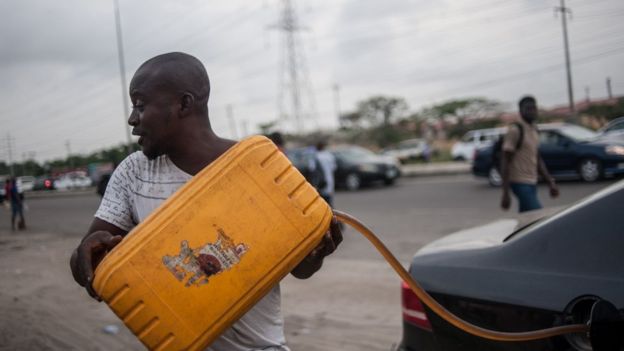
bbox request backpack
[491,122,523,170]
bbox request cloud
[0,0,623,162]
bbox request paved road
[1,175,618,350]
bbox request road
[0,175,618,350]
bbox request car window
[400,140,422,148]
[558,125,597,141]
[540,131,562,146]
[462,133,474,143]
[333,147,376,161]
[607,121,624,132]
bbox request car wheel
[488,167,502,187]
[453,155,466,161]
[578,158,602,182]
[345,173,361,191]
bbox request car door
[539,131,576,175]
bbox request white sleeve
[94,155,137,231]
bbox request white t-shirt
[316,150,336,195]
[95,151,290,351]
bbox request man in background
[501,96,559,212]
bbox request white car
[17,176,35,192]
[54,174,92,191]
[451,127,506,162]
[381,138,431,163]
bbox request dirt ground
[0,229,402,351]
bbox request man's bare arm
[291,216,343,279]
[70,218,128,299]
[500,151,513,210]
[538,155,559,198]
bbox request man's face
[520,101,538,123]
[128,69,177,160]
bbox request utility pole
[273,0,316,133]
[113,0,132,154]
[555,0,575,122]
[6,133,14,176]
[22,152,26,175]
[606,77,613,99]
[333,84,341,124]
[226,104,238,140]
[585,86,590,103]
[65,140,74,170]
[241,119,249,138]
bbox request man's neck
[167,129,237,175]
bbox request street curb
[400,162,471,177]
[21,188,97,200]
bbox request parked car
[382,139,432,163]
[399,180,624,351]
[0,175,6,202]
[17,176,35,192]
[451,127,506,162]
[598,116,624,143]
[286,145,401,191]
[33,176,56,191]
[54,174,92,191]
[473,123,624,186]
[332,145,401,190]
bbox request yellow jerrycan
[92,135,332,350]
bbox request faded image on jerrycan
[92,136,333,350]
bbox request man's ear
[180,93,195,117]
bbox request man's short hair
[139,52,211,107]
[518,95,536,109]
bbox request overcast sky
[1,0,623,163]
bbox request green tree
[420,97,505,138]
[356,95,409,127]
[582,97,624,121]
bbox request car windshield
[334,147,376,161]
[558,125,598,141]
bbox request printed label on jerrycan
[162,229,249,287]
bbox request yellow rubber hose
[333,210,589,342]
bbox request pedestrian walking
[7,178,26,230]
[501,96,559,212]
[314,140,337,207]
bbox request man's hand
[548,181,559,198]
[501,191,511,210]
[70,231,122,300]
[291,216,343,279]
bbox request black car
[473,123,624,186]
[286,145,401,191]
[331,145,401,190]
[399,180,624,351]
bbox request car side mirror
[589,300,624,351]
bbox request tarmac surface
[0,168,618,350]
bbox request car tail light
[472,149,478,161]
[401,281,432,331]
